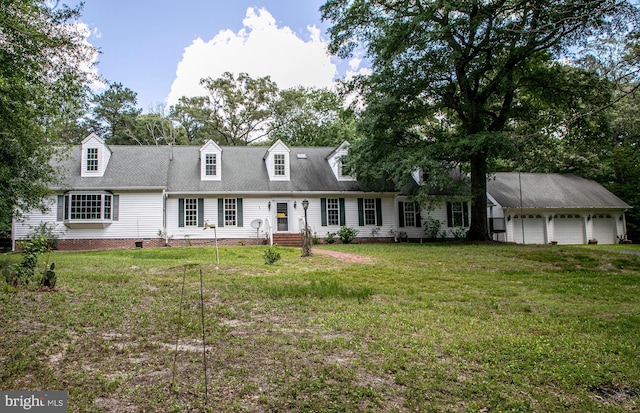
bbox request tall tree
[201,72,278,145]
[168,96,219,144]
[321,0,636,240]
[1,0,96,227]
[270,87,359,146]
[88,82,141,144]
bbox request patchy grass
[1,243,639,412]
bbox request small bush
[263,246,281,265]
[325,232,336,244]
[337,226,358,244]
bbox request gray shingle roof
[52,144,374,193]
[487,172,630,209]
[52,146,172,190]
[167,146,365,193]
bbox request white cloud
[166,7,339,107]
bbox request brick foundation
[50,236,393,251]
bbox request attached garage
[553,215,585,244]
[592,214,617,244]
[513,214,545,244]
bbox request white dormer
[200,140,223,181]
[81,133,111,177]
[264,140,290,181]
[327,141,356,181]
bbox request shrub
[424,217,444,239]
[337,226,358,244]
[263,246,281,265]
[325,232,336,244]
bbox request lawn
[1,243,639,412]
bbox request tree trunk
[467,152,490,241]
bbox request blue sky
[70,0,366,112]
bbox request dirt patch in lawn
[311,248,373,264]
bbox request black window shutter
[398,202,405,227]
[339,198,346,226]
[197,198,204,227]
[57,195,64,221]
[178,198,185,227]
[446,202,453,227]
[112,195,120,221]
[321,198,327,226]
[463,202,469,227]
[375,198,383,226]
[357,198,364,226]
[217,198,224,227]
[237,198,243,227]
[415,202,421,228]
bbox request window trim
[274,153,286,176]
[86,148,98,172]
[205,153,217,176]
[58,192,116,228]
[447,201,469,227]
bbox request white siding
[13,192,164,240]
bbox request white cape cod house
[11,134,630,250]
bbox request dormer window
[327,141,356,182]
[205,153,217,176]
[200,140,222,181]
[87,148,98,171]
[81,133,111,177]
[274,154,285,176]
[265,140,290,181]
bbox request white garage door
[554,215,585,245]
[592,215,616,244]
[513,215,545,244]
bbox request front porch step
[272,233,303,247]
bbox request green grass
[1,243,639,412]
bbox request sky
[69,0,368,112]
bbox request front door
[276,202,289,232]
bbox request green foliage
[201,72,278,145]
[337,226,358,244]
[325,232,337,244]
[88,82,142,144]
[168,96,219,145]
[321,0,636,241]
[0,0,96,226]
[5,235,48,287]
[423,217,444,239]
[270,86,357,146]
[263,245,281,265]
[265,279,374,301]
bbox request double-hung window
[86,148,98,171]
[184,198,198,227]
[274,154,285,176]
[224,198,237,226]
[363,199,377,225]
[404,202,416,227]
[205,153,217,176]
[326,198,340,226]
[447,202,469,227]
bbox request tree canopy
[1,0,96,227]
[321,0,637,240]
